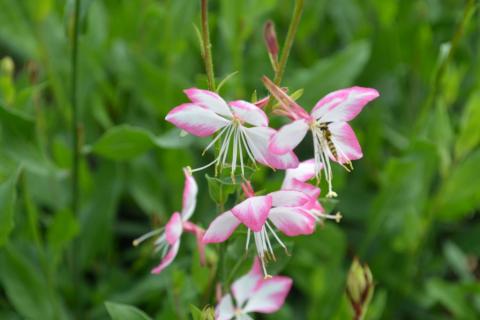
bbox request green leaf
[47,209,79,266]
[190,305,203,320]
[288,41,371,105]
[90,125,155,161]
[0,244,62,319]
[0,106,55,175]
[189,304,214,320]
[455,91,480,160]
[365,141,438,253]
[89,125,193,160]
[435,149,480,221]
[0,167,20,246]
[205,174,238,206]
[105,301,152,320]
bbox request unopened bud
[346,258,374,319]
[264,21,279,58]
[0,57,14,76]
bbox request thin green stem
[265,0,304,110]
[274,0,304,85]
[415,0,475,133]
[70,0,81,315]
[71,0,80,218]
[201,0,216,91]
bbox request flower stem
[70,0,82,314]
[71,0,80,219]
[265,0,304,111]
[273,0,304,85]
[201,0,216,91]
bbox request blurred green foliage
[0,0,479,319]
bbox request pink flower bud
[264,20,279,59]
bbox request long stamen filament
[202,124,229,155]
[132,228,164,246]
[245,229,251,251]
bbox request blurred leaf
[0,244,62,319]
[0,106,56,175]
[424,278,476,319]
[0,167,20,246]
[105,301,152,320]
[78,163,122,268]
[90,125,156,161]
[455,91,480,160]
[190,304,215,320]
[89,125,193,160]
[443,241,473,281]
[435,149,480,221]
[47,209,79,265]
[189,305,203,320]
[288,41,371,105]
[366,141,437,253]
[425,102,453,175]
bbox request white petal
[311,87,379,122]
[184,88,233,117]
[165,103,229,137]
[181,168,198,221]
[269,119,309,155]
[242,126,299,169]
[269,190,310,207]
[243,276,292,313]
[231,258,263,307]
[229,100,268,126]
[203,211,241,243]
[216,294,235,320]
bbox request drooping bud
[346,258,374,320]
[263,20,279,71]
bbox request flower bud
[346,258,374,319]
[264,20,279,72]
[264,20,279,57]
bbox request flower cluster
[134,78,378,318]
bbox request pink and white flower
[216,258,292,320]
[263,76,379,197]
[133,168,205,274]
[203,181,316,276]
[165,88,298,177]
[282,159,342,223]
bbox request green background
[0,0,479,319]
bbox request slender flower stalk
[264,0,304,111]
[70,0,80,220]
[201,0,216,91]
[69,1,82,314]
[274,0,304,85]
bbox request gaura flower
[263,76,379,198]
[133,168,205,274]
[203,181,316,276]
[165,88,298,177]
[282,159,342,223]
[216,258,292,320]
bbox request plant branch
[265,0,304,111]
[274,0,304,85]
[201,0,216,91]
[71,0,80,217]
